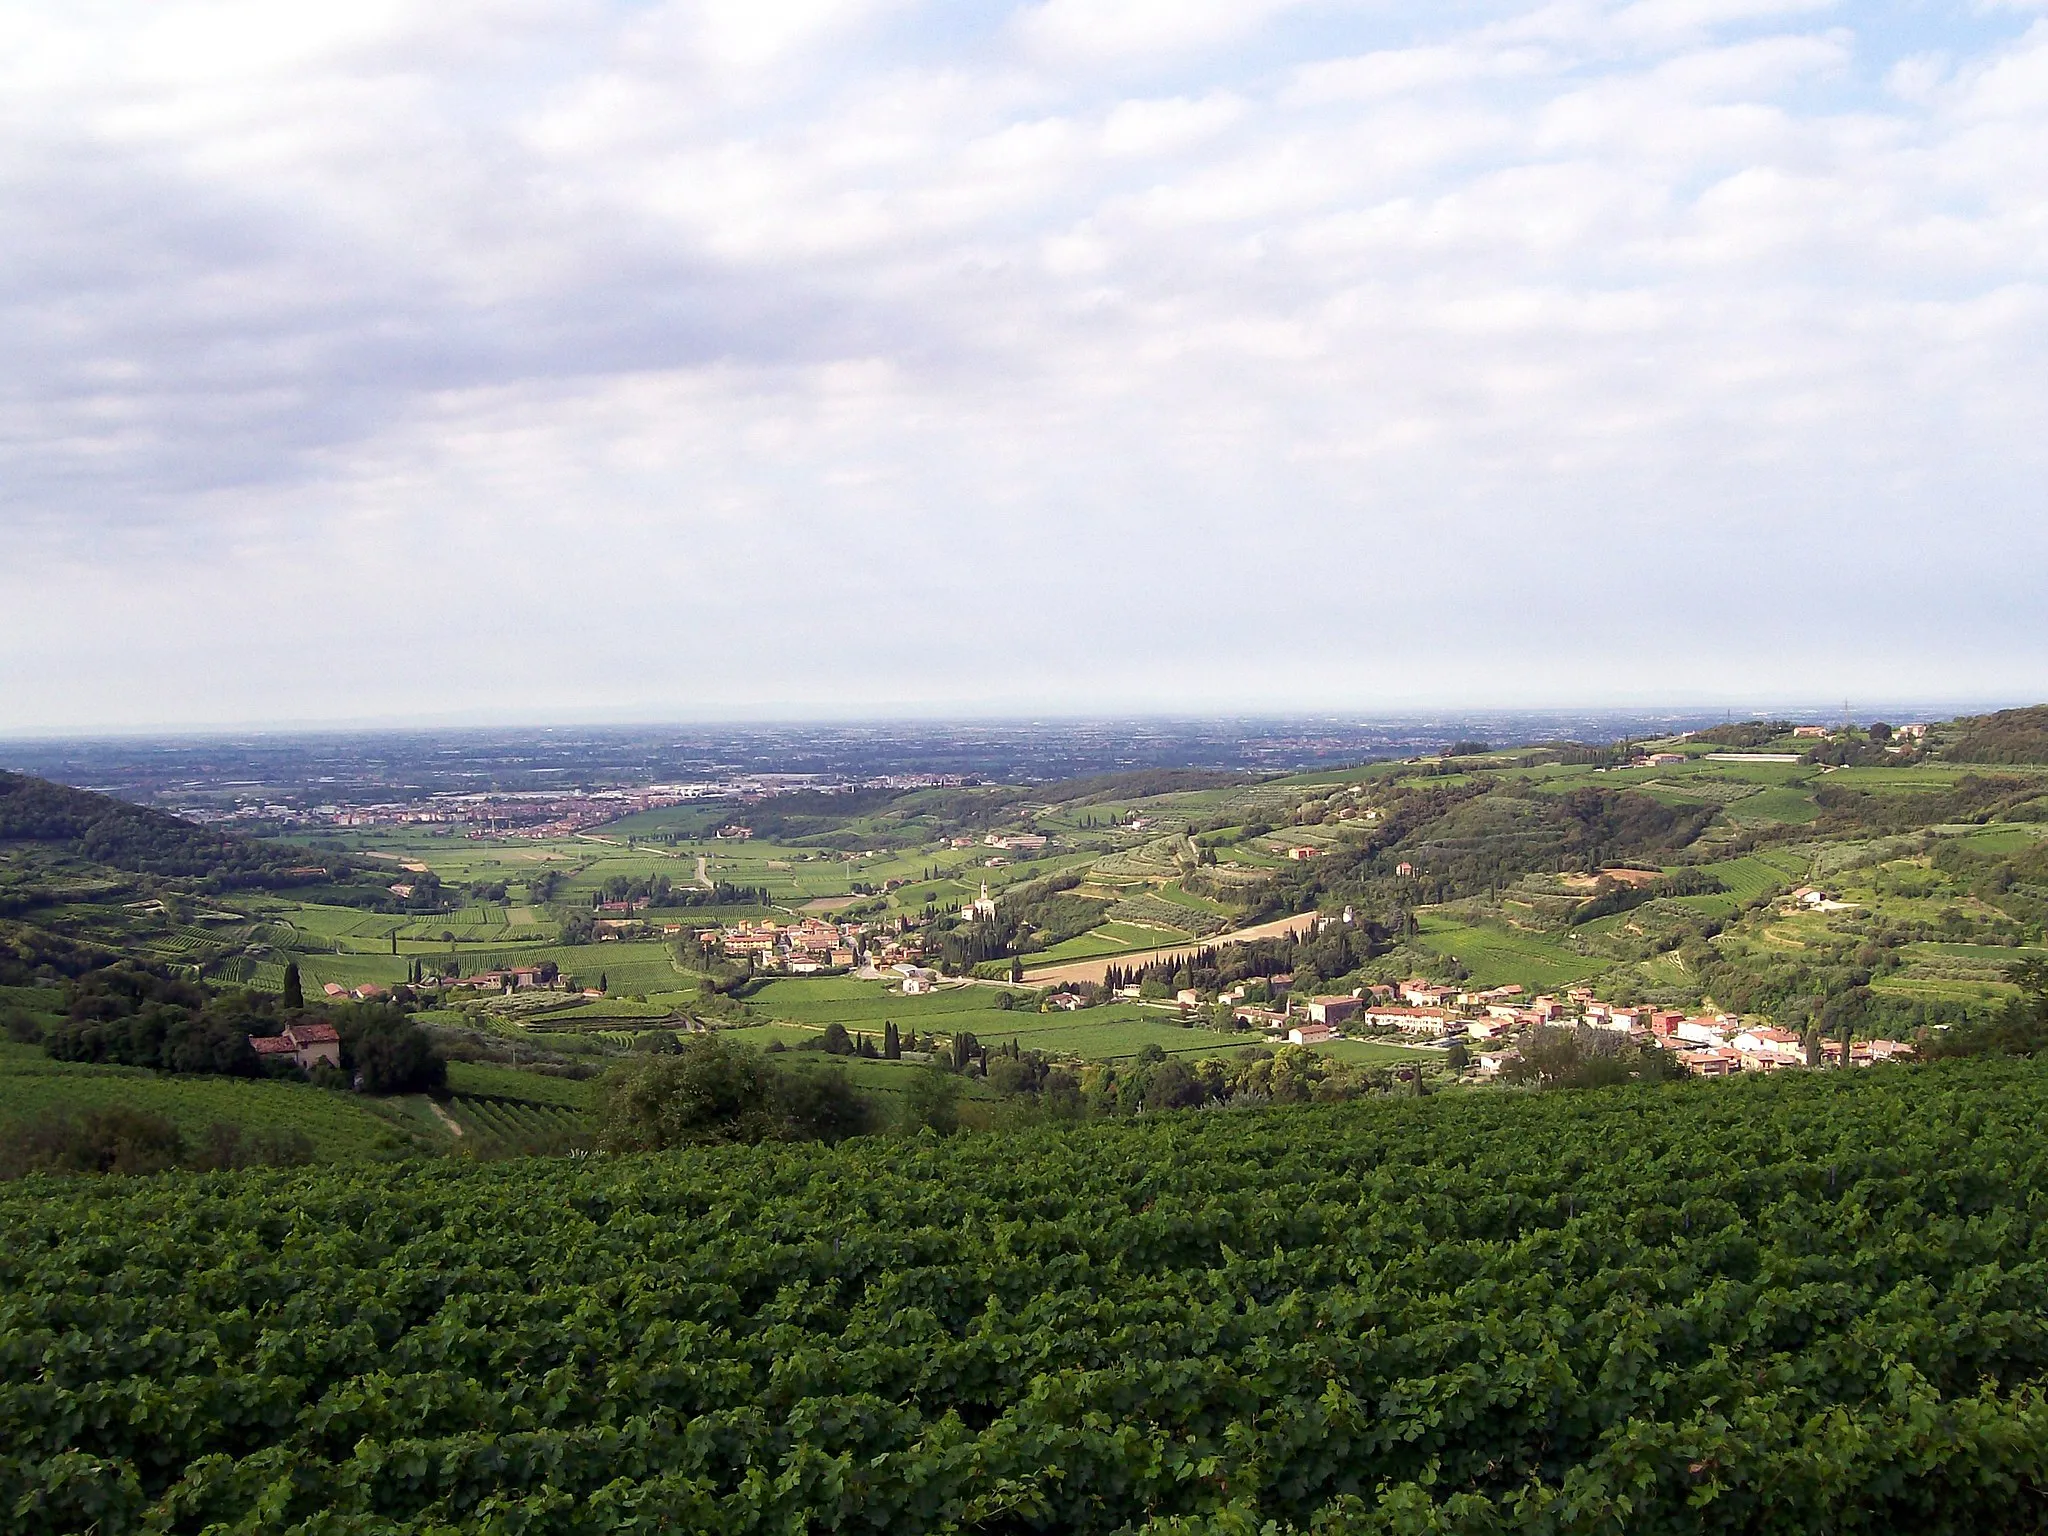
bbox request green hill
[1945,704,2048,764]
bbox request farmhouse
[1304,996,1360,1026]
[1285,846,1321,861]
[1680,1047,1744,1078]
[247,1021,342,1071]
[1362,1005,1455,1035]
[1287,1021,1337,1046]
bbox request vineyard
[6,1060,2048,1533]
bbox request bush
[0,1109,313,1179]
[341,1007,447,1095]
[898,1067,962,1136]
[597,1035,881,1151]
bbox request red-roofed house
[248,1022,343,1071]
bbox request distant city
[0,708,1985,828]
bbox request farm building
[247,1022,342,1072]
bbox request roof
[288,1022,341,1045]
[248,1034,298,1055]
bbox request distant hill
[0,771,333,888]
[1944,705,2048,765]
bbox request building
[1047,991,1086,1011]
[1362,1005,1455,1035]
[246,1022,342,1071]
[1399,979,1457,1007]
[1304,996,1360,1026]
[1733,1026,1806,1066]
[1176,988,1202,1007]
[1285,846,1321,861]
[1287,1021,1337,1045]
[960,882,998,922]
[1680,1047,1744,1078]
[1793,725,1828,738]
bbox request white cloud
[2,0,2046,730]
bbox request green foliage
[1922,959,2048,1059]
[596,1034,876,1150]
[1945,704,2048,764]
[0,1106,313,1178]
[1690,720,1795,748]
[9,1064,2048,1530]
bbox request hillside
[0,770,328,886]
[1945,704,2048,764]
[7,1060,2048,1533]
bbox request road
[696,854,711,890]
[1022,911,1322,987]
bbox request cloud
[1,0,2046,730]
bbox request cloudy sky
[2,0,2044,731]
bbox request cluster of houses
[698,916,864,973]
[1100,972,1914,1079]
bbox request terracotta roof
[288,1022,341,1045]
[249,1035,298,1055]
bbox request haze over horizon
[5,0,2046,732]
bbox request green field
[0,1042,429,1159]
[1411,915,1605,990]
[1724,785,1824,825]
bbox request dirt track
[1022,911,1322,987]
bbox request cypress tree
[884,1020,901,1059]
[281,961,303,1009]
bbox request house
[1235,1006,1289,1030]
[322,982,347,998]
[1305,996,1360,1026]
[1399,979,1456,1007]
[1733,1026,1805,1065]
[1647,753,1687,766]
[1176,988,1202,1007]
[1475,1051,1514,1076]
[1793,725,1828,738]
[900,968,938,995]
[1463,1018,1507,1041]
[350,984,387,1002]
[1047,991,1086,1012]
[1395,862,1415,877]
[1680,1047,1744,1078]
[1673,1016,1731,1047]
[1287,1021,1337,1045]
[1362,1006,1455,1035]
[1526,996,1564,1022]
[247,1021,342,1072]
[1285,846,1321,861]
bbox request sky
[2,0,2045,733]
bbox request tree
[342,1008,446,1095]
[820,1021,854,1055]
[281,962,303,1010]
[598,972,608,994]
[884,1020,900,1059]
[774,1067,875,1143]
[597,1035,778,1150]
[899,1067,961,1135]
